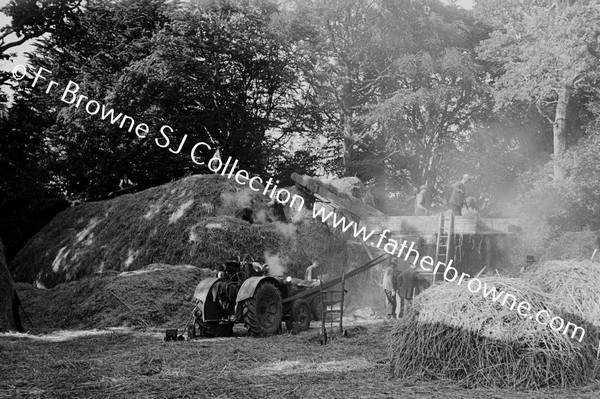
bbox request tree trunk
[372,172,387,212]
[340,78,355,175]
[0,239,21,332]
[342,120,352,174]
[553,85,572,180]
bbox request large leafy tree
[0,0,82,106]
[12,0,321,200]
[476,0,600,180]
[286,0,489,212]
[119,0,321,179]
[368,39,489,191]
[0,1,83,261]
[20,0,172,199]
[1,0,325,261]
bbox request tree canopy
[476,0,600,180]
[2,0,600,259]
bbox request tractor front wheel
[243,282,282,336]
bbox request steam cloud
[272,222,296,239]
[264,251,287,277]
[220,189,253,208]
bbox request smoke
[254,209,268,223]
[220,189,253,209]
[272,222,296,239]
[264,251,287,277]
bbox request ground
[1,321,600,399]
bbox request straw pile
[15,264,215,330]
[526,260,600,327]
[10,174,348,288]
[389,277,600,389]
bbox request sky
[0,0,35,72]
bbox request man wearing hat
[448,174,471,216]
[414,184,432,216]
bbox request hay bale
[389,277,599,389]
[526,260,600,327]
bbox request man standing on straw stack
[396,263,431,317]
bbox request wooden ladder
[434,213,454,283]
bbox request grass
[1,323,600,399]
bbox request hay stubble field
[2,323,600,399]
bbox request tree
[476,0,600,180]
[368,43,489,191]
[0,0,82,106]
[0,92,69,262]
[118,0,322,179]
[284,1,489,212]
[6,0,324,201]
[0,0,81,53]
[449,105,554,216]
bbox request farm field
[1,322,599,399]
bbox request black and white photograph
[1,0,600,397]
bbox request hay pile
[389,277,600,389]
[11,174,348,288]
[15,264,215,330]
[526,260,600,327]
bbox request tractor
[190,257,321,337]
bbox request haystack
[15,264,215,330]
[389,277,599,389]
[526,260,600,327]
[11,174,349,288]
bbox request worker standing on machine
[415,184,432,216]
[448,174,471,216]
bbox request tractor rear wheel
[243,282,282,336]
[285,299,311,332]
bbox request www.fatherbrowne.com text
[14,63,586,343]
